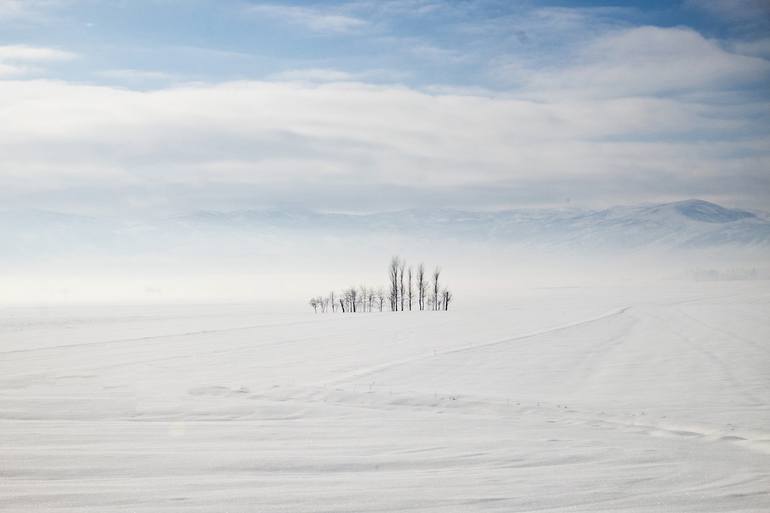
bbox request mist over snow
[2,199,768,305]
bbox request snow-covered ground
[1,282,769,512]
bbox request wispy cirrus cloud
[493,26,770,98]
[267,67,357,82]
[267,67,407,83]
[686,0,770,22]
[0,0,40,19]
[246,3,367,34]
[731,38,770,59]
[0,44,75,61]
[95,68,178,83]
[686,0,770,39]
[0,0,67,21]
[342,0,445,18]
[0,44,76,77]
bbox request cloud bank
[0,3,768,214]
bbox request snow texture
[1,282,769,511]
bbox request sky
[1,0,769,215]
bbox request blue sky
[0,0,768,213]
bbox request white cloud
[267,68,357,82]
[0,44,75,62]
[0,62,27,77]
[346,0,444,17]
[496,26,770,98]
[731,38,770,59]
[407,42,466,63]
[0,0,66,21]
[0,21,765,211]
[247,4,367,33]
[686,0,770,22]
[0,0,27,19]
[0,71,766,211]
[0,44,76,77]
[95,68,177,82]
[267,67,407,83]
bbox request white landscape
[2,0,770,511]
[1,281,769,512]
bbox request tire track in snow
[0,320,394,383]
[575,413,770,456]
[0,315,365,356]
[676,308,764,352]
[646,309,764,406]
[318,306,631,387]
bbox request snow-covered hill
[2,200,769,261]
[172,199,770,249]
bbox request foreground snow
[1,282,769,512]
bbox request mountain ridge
[175,199,769,249]
[2,200,769,256]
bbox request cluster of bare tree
[388,257,452,311]
[309,257,452,314]
[308,286,386,314]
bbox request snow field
[1,282,769,512]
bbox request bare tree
[319,296,328,313]
[407,266,413,311]
[359,285,368,312]
[417,263,426,311]
[348,287,358,313]
[399,260,406,311]
[309,298,319,313]
[329,291,336,312]
[388,256,400,311]
[376,287,385,311]
[339,297,346,313]
[442,289,452,311]
[432,267,441,311]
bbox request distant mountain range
[2,200,769,260]
[177,199,770,250]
